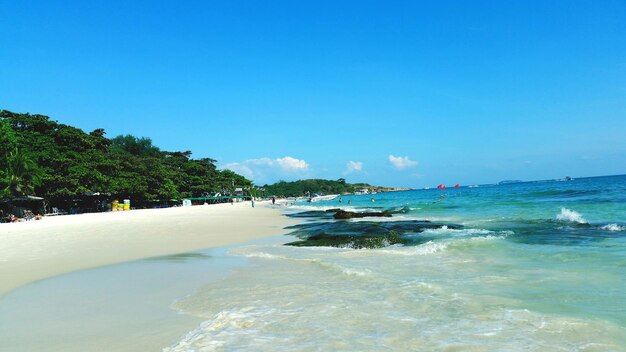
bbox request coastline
[0,201,299,298]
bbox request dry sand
[0,201,298,297]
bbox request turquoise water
[2,176,624,351]
[168,175,626,351]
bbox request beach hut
[0,195,45,219]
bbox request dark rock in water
[286,231,402,249]
[289,207,407,220]
[284,220,463,249]
[388,206,411,214]
[286,208,345,219]
[333,210,392,219]
[287,210,336,219]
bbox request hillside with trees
[0,110,252,209]
[262,179,396,197]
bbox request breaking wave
[601,224,625,232]
[556,208,587,224]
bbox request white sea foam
[340,267,372,277]
[556,207,587,224]
[421,227,495,237]
[601,224,625,231]
[378,240,449,256]
[239,251,284,260]
[467,235,506,241]
[164,306,281,352]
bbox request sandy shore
[0,201,297,297]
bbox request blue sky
[2,0,625,187]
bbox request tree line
[0,110,252,202]
[261,178,385,197]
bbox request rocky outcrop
[332,210,392,219]
[284,220,463,249]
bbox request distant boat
[468,185,479,188]
[309,194,339,202]
[498,180,523,185]
[556,176,574,182]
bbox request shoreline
[0,201,299,297]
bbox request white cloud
[222,156,309,184]
[243,156,309,171]
[388,155,417,170]
[276,156,309,171]
[345,160,363,174]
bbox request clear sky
[2,0,625,187]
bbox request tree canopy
[262,179,386,197]
[0,110,252,201]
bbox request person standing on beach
[251,197,255,208]
[272,196,276,205]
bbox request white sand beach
[0,201,297,297]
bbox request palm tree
[1,148,42,197]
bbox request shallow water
[167,175,626,351]
[0,246,245,352]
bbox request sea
[1,175,625,351]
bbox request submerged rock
[286,210,336,219]
[286,231,402,249]
[284,220,463,249]
[333,210,392,219]
[287,207,408,220]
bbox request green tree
[1,147,43,197]
[111,135,162,157]
[262,178,376,197]
[0,119,19,189]
[0,110,254,205]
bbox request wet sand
[0,201,297,297]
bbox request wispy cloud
[223,162,255,179]
[223,156,310,184]
[388,155,417,170]
[344,160,363,174]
